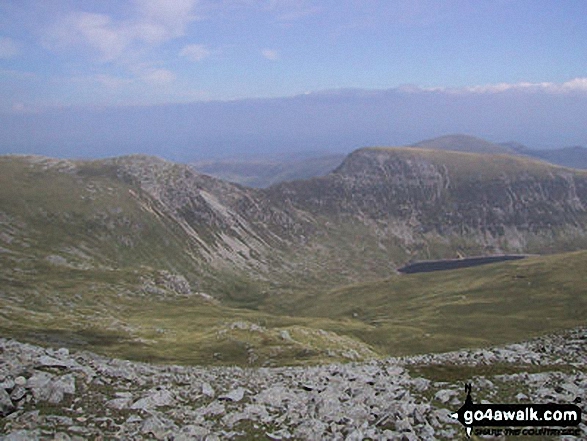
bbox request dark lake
[397,255,527,274]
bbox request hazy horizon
[1,85,586,162]
[1,1,586,160]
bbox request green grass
[1,154,586,366]
[361,146,586,180]
[1,250,586,366]
[271,250,587,357]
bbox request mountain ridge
[2,147,587,364]
[3,147,587,285]
[410,134,515,154]
[190,135,587,190]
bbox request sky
[1,0,587,159]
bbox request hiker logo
[450,383,582,438]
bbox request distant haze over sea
[1,86,586,161]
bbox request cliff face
[2,148,587,301]
[266,148,587,256]
[106,156,320,276]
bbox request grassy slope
[2,247,585,366]
[0,257,376,366]
[360,146,567,179]
[0,156,200,272]
[410,134,516,154]
[1,154,586,366]
[284,250,587,356]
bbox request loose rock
[0,327,585,440]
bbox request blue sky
[1,1,587,159]
[1,0,587,111]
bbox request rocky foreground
[1,329,586,440]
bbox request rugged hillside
[3,149,587,297]
[0,156,260,291]
[522,145,587,170]
[0,154,324,323]
[2,151,587,365]
[267,147,587,262]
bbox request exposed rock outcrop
[1,328,585,440]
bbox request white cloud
[262,49,279,60]
[407,78,587,95]
[69,69,175,89]
[39,1,196,95]
[461,78,587,94]
[461,81,552,94]
[560,77,587,92]
[93,74,135,89]
[0,68,37,80]
[180,44,210,61]
[136,0,200,38]
[43,0,200,62]
[0,36,19,59]
[141,68,176,85]
[66,73,135,93]
[44,12,131,62]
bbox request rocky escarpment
[3,150,587,305]
[92,156,313,269]
[89,150,587,273]
[1,329,585,440]
[266,148,587,255]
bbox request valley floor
[1,328,585,440]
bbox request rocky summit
[1,328,586,440]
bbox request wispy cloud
[180,44,210,61]
[261,49,279,60]
[133,0,201,42]
[66,72,132,88]
[43,0,201,62]
[44,12,129,62]
[0,36,19,58]
[92,74,135,89]
[554,78,587,93]
[264,0,321,22]
[11,102,27,113]
[460,78,587,94]
[38,1,204,93]
[405,78,587,95]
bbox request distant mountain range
[2,86,586,161]
[192,154,346,188]
[192,134,587,188]
[412,134,514,154]
[413,134,587,169]
[503,142,587,169]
